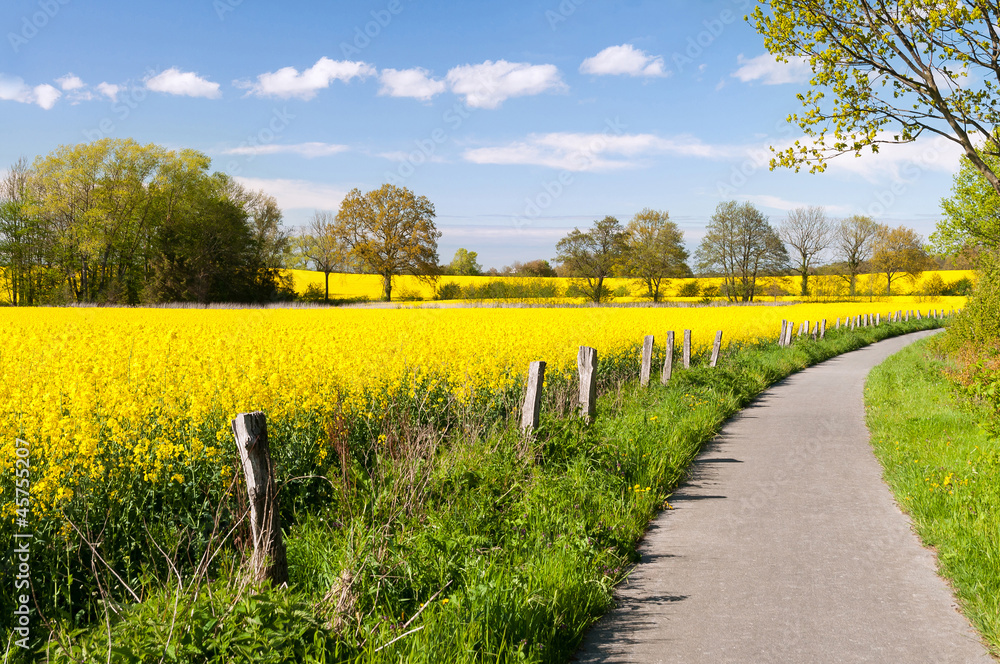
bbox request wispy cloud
[234,176,347,210]
[732,53,811,85]
[378,67,447,101]
[223,142,350,158]
[463,132,738,171]
[580,44,668,78]
[146,68,221,98]
[446,60,565,109]
[738,194,850,215]
[238,57,375,100]
[0,75,61,109]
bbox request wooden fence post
[232,412,289,586]
[820,319,827,339]
[784,321,794,346]
[876,313,880,325]
[710,331,723,367]
[521,361,546,433]
[577,347,597,423]
[683,330,692,369]
[779,320,787,347]
[836,317,841,330]
[640,335,654,387]
[661,331,674,385]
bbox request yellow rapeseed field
[0,300,964,520]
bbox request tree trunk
[324,270,330,303]
[382,273,393,301]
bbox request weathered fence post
[784,321,795,346]
[683,330,692,369]
[710,331,723,367]
[835,317,841,330]
[232,412,289,586]
[577,347,597,423]
[779,320,787,347]
[820,319,827,339]
[876,313,881,325]
[640,335,654,387]
[661,331,675,385]
[521,361,546,433]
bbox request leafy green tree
[448,248,482,276]
[778,206,830,296]
[335,184,440,301]
[555,216,627,303]
[752,2,1000,195]
[695,201,789,302]
[934,147,1000,253]
[870,225,931,295]
[624,208,690,302]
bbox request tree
[834,215,879,296]
[870,225,931,295]
[934,147,1000,253]
[625,208,690,302]
[779,206,830,296]
[753,3,1000,196]
[554,216,627,303]
[448,248,482,276]
[513,259,557,277]
[0,157,41,305]
[335,184,440,301]
[695,201,789,302]
[299,211,348,303]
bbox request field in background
[287,269,977,303]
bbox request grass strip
[866,340,1000,657]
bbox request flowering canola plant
[0,300,963,519]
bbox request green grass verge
[31,318,943,664]
[866,340,1000,657]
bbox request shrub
[435,281,463,300]
[676,280,700,297]
[943,276,974,296]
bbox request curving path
[575,330,993,663]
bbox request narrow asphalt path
[576,330,993,664]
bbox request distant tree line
[0,139,291,305]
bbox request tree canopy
[833,215,880,296]
[753,1,1000,194]
[624,208,690,302]
[779,206,830,296]
[448,248,482,276]
[695,200,789,302]
[934,146,1000,253]
[335,184,440,301]
[871,224,931,295]
[554,216,627,303]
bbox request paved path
[576,331,993,663]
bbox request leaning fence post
[683,330,692,369]
[232,411,289,586]
[661,331,674,384]
[521,361,546,433]
[640,335,654,387]
[709,331,723,367]
[577,347,597,423]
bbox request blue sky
[1,0,965,269]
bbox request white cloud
[580,44,667,78]
[33,84,61,109]
[238,57,375,100]
[732,53,811,85]
[378,67,447,101]
[223,142,350,158]
[738,194,850,215]
[56,74,85,91]
[446,60,566,109]
[233,177,347,210]
[0,75,62,109]
[463,132,735,171]
[96,82,120,102]
[146,68,221,98]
